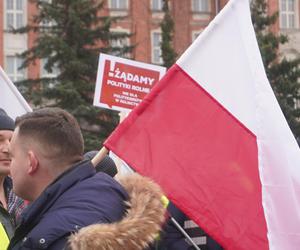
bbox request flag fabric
[104,0,300,249]
[0,66,31,119]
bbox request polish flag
[0,66,31,118]
[104,0,300,249]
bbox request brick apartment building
[0,0,299,83]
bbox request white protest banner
[93,54,166,112]
[0,66,31,119]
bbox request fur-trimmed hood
[68,173,166,250]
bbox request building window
[5,56,26,82]
[38,0,57,32]
[41,58,59,78]
[151,0,164,11]
[191,0,209,13]
[110,30,131,57]
[109,0,128,9]
[40,58,59,88]
[152,32,163,64]
[5,0,25,29]
[111,35,129,49]
[280,0,297,29]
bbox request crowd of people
[0,107,222,250]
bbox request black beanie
[0,108,15,131]
[84,151,118,177]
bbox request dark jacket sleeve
[48,236,68,250]
[161,203,191,250]
[163,203,223,250]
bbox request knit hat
[84,151,118,177]
[0,108,14,131]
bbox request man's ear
[28,150,39,175]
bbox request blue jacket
[8,160,128,250]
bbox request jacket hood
[68,173,166,250]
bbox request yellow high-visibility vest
[0,222,9,250]
[161,195,169,208]
[154,195,170,242]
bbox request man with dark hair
[7,108,128,249]
[0,108,25,246]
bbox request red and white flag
[105,0,300,249]
[0,66,31,118]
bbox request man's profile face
[0,130,13,176]
[9,127,28,198]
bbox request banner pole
[170,217,201,250]
[111,111,128,175]
[91,146,109,167]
